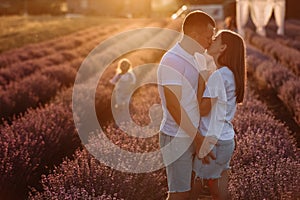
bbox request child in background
[110,58,136,109]
[192,30,246,200]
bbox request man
[157,11,216,200]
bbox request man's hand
[193,133,204,157]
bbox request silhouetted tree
[286,0,300,19]
[0,0,24,15]
[176,0,224,6]
[28,0,65,15]
[0,0,65,15]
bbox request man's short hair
[182,11,216,34]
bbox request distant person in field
[157,11,217,200]
[191,30,246,200]
[110,58,136,109]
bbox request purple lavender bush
[0,103,81,199]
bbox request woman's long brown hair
[217,30,246,103]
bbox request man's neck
[179,37,205,55]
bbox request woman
[192,30,246,200]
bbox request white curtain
[236,0,250,37]
[274,0,286,35]
[250,0,274,36]
[236,0,286,37]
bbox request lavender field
[0,16,299,200]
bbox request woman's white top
[199,66,236,140]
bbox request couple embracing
[157,11,246,200]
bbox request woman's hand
[197,135,217,160]
[201,151,216,164]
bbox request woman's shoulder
[218,67,235,88]
[219,66,230,72]
[218,66,234,77]
[208,66,233,84]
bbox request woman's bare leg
[190,175,203,200]
[218,170,229,200]
[207,170,229,200]
[167,191,190,200]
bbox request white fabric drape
[236,0,250,37]
[235,0,286,37]
[250,0,274,36]
[274,0,286,35]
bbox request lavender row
[28,88,299,199]
[270,19,300,39]
[246,45,300,125]
[0,21,164,87]
[0,19,165,69]
[0,102,81,200]
[0,49,81,86]
[28,148,166,200]
[0,20,174,122]
[245,28,300,76]
[28,87,167,200]
[267,30,300,51]
[0,63,76,122]
[0,48,167,199]
[264,20,300,50]
[0,21,170,121]
[0,25,113,68]
[229,91,299,199]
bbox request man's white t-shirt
[199,66,236,140]
[157,43,204,137]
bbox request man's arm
[197,74,217,116]
[163,85,198,137]
[197,74,217,162]
[199,97,217,116]
[163,85,210,155]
